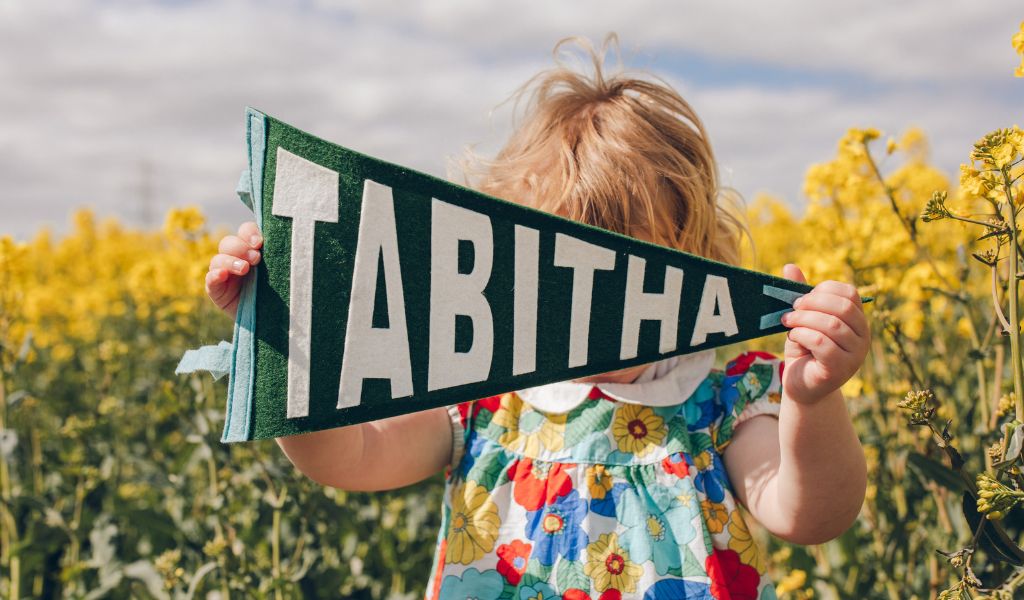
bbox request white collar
[516,349,716,414]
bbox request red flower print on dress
[705,548,760,600]
[561,590,620,600]
[661,452,690,478]
[725,351,777,376]
[428,538,447,600]
[458,396,503,428]
[508,457,574,510]
[496,540,532,585]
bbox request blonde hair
[461,35,747,265]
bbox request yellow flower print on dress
[727,510,766,574]
[584,532,643,593]
[611,404,666,457]
[586,465,614,500]
[701,499,729,534]
[692,450,713,471]
[492,393,567,456]
[445,481,502,565]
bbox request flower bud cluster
[898,390,937,425]
[976,473,1024,520]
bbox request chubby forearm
[275,407,453,491]
[748,390,866,544]
[276,424,367,487]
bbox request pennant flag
[180,108,869,443]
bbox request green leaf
[691,432,713,455]
[742,363,773,399]
[526,557,552,580]
[499,582,518,600]
[907,452,966,492]
[554,559,589,594]
[475,406,494,430]
[667,417,690,450]
[565,402,614,447]
[716,417,736,450]
[466,447,507,490]
[681,545,705,577]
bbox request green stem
[864,140,957,291]
[272,507,282,600]
[1002,169,1024,423]
[0,366,17,600]
[270,486,287,600]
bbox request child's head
[465,35,746,265]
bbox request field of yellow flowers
[0,211,444,599]
[0,23,1022,600]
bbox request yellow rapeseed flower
[776,569,808,596]
[1015,21,1024,77]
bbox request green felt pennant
[183,108,870,442]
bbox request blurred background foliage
[0,212,443,599]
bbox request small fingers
[786,326,846,364]
[781,309,859,352]
[205,268,232,303]
[209,253,251,276]
[218,235,262,264]
[792,291,868,339]
[237,221,263,249]
[811,280,862,306]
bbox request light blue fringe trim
[221,107,267,443]
[175,341,233,380]
[759,284,804,329]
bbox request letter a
[338,180,414,409]
[690,274,739,346]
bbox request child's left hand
[778,263,869,403]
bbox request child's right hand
[206,221,263,318]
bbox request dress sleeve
[446,402,472,469]
[712,351,784,452]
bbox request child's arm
[275,409,454,491]
[207,223,454,491]
[722,264,868,545]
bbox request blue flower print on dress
[438,567,504,600]
[689,450,730,503]
[616,486,698,575]
[518,581,559,600]
[458,432,491,477]
[684,378,718,431]
[524,489,589,566]
[589,480,629,518]
[642,578,714,599]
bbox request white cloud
[0,0,1020,239]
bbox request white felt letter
[337,180,414,409]
[427,200,494,391]
[271,147,339,419]
[513,225,539,376]
[553,234,616,368]
[689,274,739,346]
[620,256,683,359]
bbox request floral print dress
[426,351,785,600]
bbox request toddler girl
[206,37,868,599]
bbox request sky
[1,0,1021,239]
